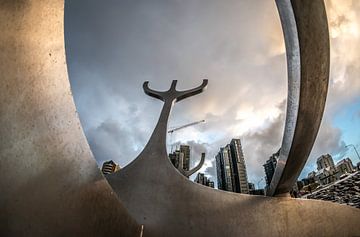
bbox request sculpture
[177,152,206,178]
[1,0,359,236]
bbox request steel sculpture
[0,1,140,236]
[1,0,360,237]
[107,77,360,236]
[267,0,331,197]
[177,152,206,178]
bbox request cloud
[241,101,285,184]
[86,118,148,166]
[300,120,347,177]
[325,0,360,113]
[65,0,360,186]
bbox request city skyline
[65,0,360,187]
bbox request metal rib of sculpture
[0,1,140,236]
[267,0,331,197]
[178,152,206,178]
[107,79,360,236]
[1,0,360,237]
[106,0,360,236]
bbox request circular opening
[65,0,360,194]
[65,0,294,189]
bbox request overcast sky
[65,0,360,188]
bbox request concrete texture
[108,79,360,236]
[178,152,205,177]
[306,171,360,209]
[107,0,360,236]
[268,0,330,196]
[1,0,359,236]
[0,1,140,236]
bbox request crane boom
[168,120,205,134]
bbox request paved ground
[304,171,360,209]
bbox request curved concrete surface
[108,79,360,236]
[0,1,140,236]
[1,0,359,236]
[268,0,330,197]
[107,0,360,236]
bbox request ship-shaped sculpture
[1,0,360,236]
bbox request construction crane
[168,120,205,134]
[168,119,205,152]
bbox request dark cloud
[65,0,360,187]
[86,118,149,166]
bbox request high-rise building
[195,172,206,184]
[263,149,280,186]
[180,145,190,171]
[101,160,121,175]
[215,152,224,190]
[230,139,249,194]
[316,154,335,171]
[306,154,340,186]
[169,145,190,170]
[194,172,214,188]
[220,146,234,191]
[336,158,355,175]
[215,147,233,191]
[215,138,249,193]
[169,144,192,177]
[169,150,180,169]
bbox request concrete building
[216,147,233,191]
[215,139,249,193]
[194,172,214,188]
[248,183,255,193]
[230,139,249,194]
[169,144,191,172]
[302,177,315,186]
[180,145,190,171]
[307,171,317,180]
[215,152,224,190]
[317,168,338,185]
[101,160,121,175]
[336,158,355,176]
[222,146,234,191]
[307,155,339,186]
[310,154,339,185]
[317,154,335,170]
[263,149,280,187]
[169,150,180,169]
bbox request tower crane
[168,119,205,134]
[168,119,205,152]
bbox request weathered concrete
[268,0,330,196]
[107,0,360,236]
[108,79,360,236]
[178,151,205,177]
[1,0,359,236]
[306,171,360,209]
[0,1,140,236]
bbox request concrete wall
[0,1,140,236]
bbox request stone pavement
[306,171,360,209]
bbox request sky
[65,0,360,188]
